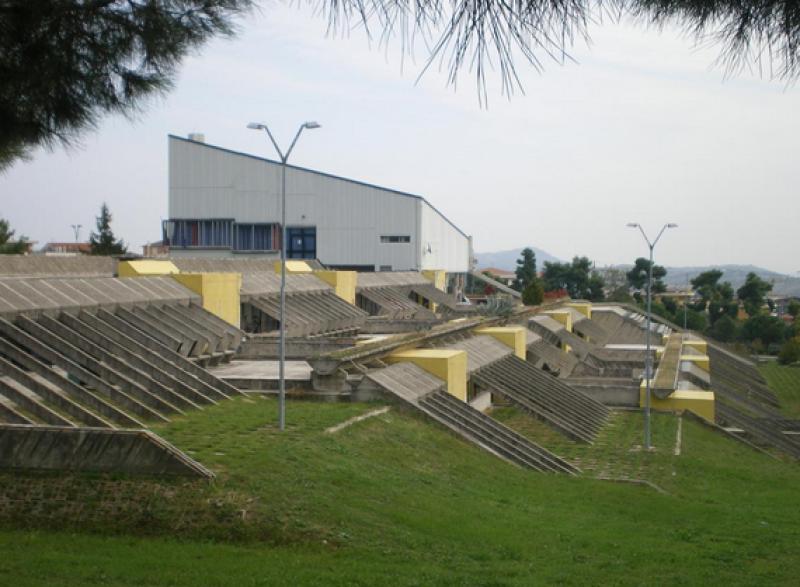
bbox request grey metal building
[165,135,472,274]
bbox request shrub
[778,339,800,365]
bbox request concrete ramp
[471,355,610,443]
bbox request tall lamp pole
[627,222,678,449]
[248,120,321,431]
[71,224,82,242]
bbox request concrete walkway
[209,360,312,382]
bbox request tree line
[1,203,127,256]
[493,248,799,364]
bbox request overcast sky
[1,5,798,274]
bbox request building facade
[165,135,472,274]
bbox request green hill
[2,391,800,585]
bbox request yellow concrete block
[422,270,447,291]
[386,349,467,402]
[639,385,715,422]
[683,340,708,354]
[566,302,592,319]
[475,326,526,359]
[681,354,710,372]
[545,310,573,332]
[172,272,241,327]
[118,260,179,277]
[421,270,446,312]
[315,270,357,305]
[273,260,313,274]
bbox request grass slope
[759,363,800,418]
[3,396,800,585]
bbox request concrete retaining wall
[0,425,213,478]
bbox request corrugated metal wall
[419,201,470,272]
[169,136,468,272]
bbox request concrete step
[0,375,75,426]
[421,392,578,474]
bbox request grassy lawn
[3,394,800,585]
[759,362,800,418]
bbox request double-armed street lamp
[627,222,678,449]
[247,121,321,431]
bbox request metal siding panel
[169,137,453,271]
[419,201,469,272]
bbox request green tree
[788,300,800,318]
[626,257,667,296]
[513,248,537,292]
[739,314,787,348]
[684,308,708,332]
[737,272,773,317]
[0,217,29,254]
[709,314,738,343]
[778,338,800,365]
[89,203,127,256]
[0,1,251,170]
[542,256,602,300]
[691,270,738,325]
[587,272,606,302]
[522,280,544,306]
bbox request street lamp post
[71,224,82,243]
[627,222,678,449]
[248,121,321,431]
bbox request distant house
[480,267,516,286]
[142,241,169,258]
[41,242,91,255]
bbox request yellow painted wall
[273,260,313,274]
[681,354,710,372]
[421,270,446,312]
[640,382,715,422]
[315,270,357,305]
[683,340,708,354]
[475,326,526,359]
[118,260,179,277]
[422,270,447,291]
[387,349,467,402]
[545,310,573,332]
[172,273,241,327]
[566,302,592,319]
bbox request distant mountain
[475,247,562,271]
[607,264,800,297]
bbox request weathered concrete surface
[210,360,312,381]
[0,256,115,277]
[0,276,198,317]
[236,336,354,360]
[0,425,213,478]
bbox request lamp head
[626,223,639,228]
[247,122,265,130]
[303,121,321,129]
[667,223,678,228]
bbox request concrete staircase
[0,304,242,429]
[419,391,579,474]
[471,355,610,443]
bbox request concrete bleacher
[0,266,245,477]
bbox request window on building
[164,219,233,248]
[233,224,280,252]
[287,227,316,259]
[380,235,410,243]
